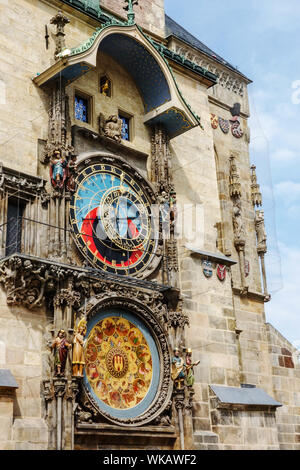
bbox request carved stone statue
[66,154,77,192]
[229,155,242,198]
[255,210,267,252]
[233,200,245,243]
[171,348,185,390]
[51,330,71,376]
[50,11,70,58]
[104,115,122,144]
[185,349,200,387]
[50,150,67,189]
[72,317,87,377]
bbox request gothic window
[5,199,25,256]
[75,93,90,123]
[119,113,131,141]
[99,75,112,97]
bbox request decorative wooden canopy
[33,23,202,139]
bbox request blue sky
[165,0,300,346]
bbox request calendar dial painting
[70,163,157,276]
[85,316,153,411]
[82,309,161,421]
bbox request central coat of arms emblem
[106,347,129,378]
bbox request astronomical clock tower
[0,0,199,450]
[1,0,300,452]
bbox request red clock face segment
[81,207,144,268]
[70,163,157,276]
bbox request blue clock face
[70,163,157,276]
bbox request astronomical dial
[70,163,157,276]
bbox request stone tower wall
[100,0,166,37]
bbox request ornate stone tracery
[229,155,248,295]
[173,45,245,97]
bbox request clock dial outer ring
[70,158,161,278]
[81,297,173,427]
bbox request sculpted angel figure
[72,317,87,377]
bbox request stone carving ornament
[255,210,267,253]
[104,115,123,143]
[233,200,245,245]
[174,45,245,97]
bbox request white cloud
[287,205,300,219]
[275,181,300,203]
[271,149,298,162]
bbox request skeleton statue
[66,154,77,193]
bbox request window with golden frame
[99,75,112,98]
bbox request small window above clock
[118,112,132,141]
[99,75,112,98]
[75,92,91,124]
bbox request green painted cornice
[57,0,217,87]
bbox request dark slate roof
[0,369,18,389]
[185,245,237,266]
[210,385,282,407]
[165,15,249,80]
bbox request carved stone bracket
[65,377,80,401]
[168,309,189,329]
[0,257,56,309]
[0,163,47,202]
[43,380,55,403]
[0,254,173,311]
[53,377,67,398]
[174,390,185,411]
[54,288,81,309]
